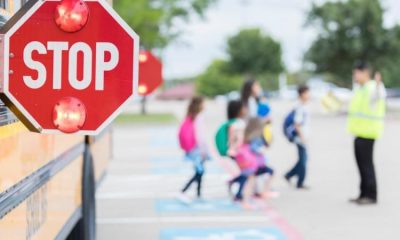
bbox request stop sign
[0,0,139,135]
[138,50,163,96]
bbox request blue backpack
[283,110,297,142]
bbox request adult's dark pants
[286,144,307,188]
[354,137,377,201]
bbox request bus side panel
[0,125,83,194]
[0,156,83,240]
[91,130,112,183]
[0,128,53,193]
[52,134,84,160]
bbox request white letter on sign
[95,43,119,91]
[23,41,47,89]
[47,42,68,90]
[69,42,92,90]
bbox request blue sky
[162,0,400,79]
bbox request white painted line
[96,188,229,200]
[97,216,270,224]
[102,174,230,184]
[100,181,227,189]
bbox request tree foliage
[114,0,216,50]
[196,60,242,97]
[305,0,400,87]
[227,28,284,76]
[197,28,285,96]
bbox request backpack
[235,144,259,171]
[178,117,197,152]
[215,119,237,156]
[257,102,271,118]
[263,124,273,146]
[283,110,297,142]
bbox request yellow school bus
[0,0,112,239]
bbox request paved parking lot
[96,100,400,240]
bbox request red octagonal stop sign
[138,50,163,96]
[0,0,139,135]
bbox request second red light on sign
[53,97,87,133]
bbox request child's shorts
[241,168,257,177]
[185,147,205,174]
[255,166,274,176]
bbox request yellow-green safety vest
[347,81,386,139]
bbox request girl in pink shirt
[178,97,209,203]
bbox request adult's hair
[187,96,205,119]
[297,85,309,96]
[353,61,370,71]
[227,100,244,120]
[241,79,256,105]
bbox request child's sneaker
[227,181,233,197]
[262,191,280,199]
[241,202,257,210]
[176,193,192,205]
[195,197,206,203]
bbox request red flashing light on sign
[53,97,87,133]
[55,0,89,33]
[139,53,148,63]
[138,84,148,95]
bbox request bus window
[0,13,7,25]
[0,101,18,126]
[0,0,6,9]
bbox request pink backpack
[235,144,258,172]
[178,117,197,152]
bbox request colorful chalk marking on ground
[156,199,241,212]
[150,138,179,148]
[151,155,182,163]
[149,128,179,148]
[160,228,287,240]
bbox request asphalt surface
[96,100,400,240]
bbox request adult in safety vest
[347,62,386,206]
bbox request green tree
[305,0,400,87]
[114,0,216,50]
[196,28,285,96]
[227,28,284,76]
[196,60,242,97]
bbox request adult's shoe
[349,197,361,203]
[355,197,377,206]
[297,186,310,190]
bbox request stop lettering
[23,41,119,90]
[0,0,140,134]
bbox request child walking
[284,85,311,190]
[178,97,209,203]
[234,118,274,208]
[223,100,248,201]
[245,118,277,199]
